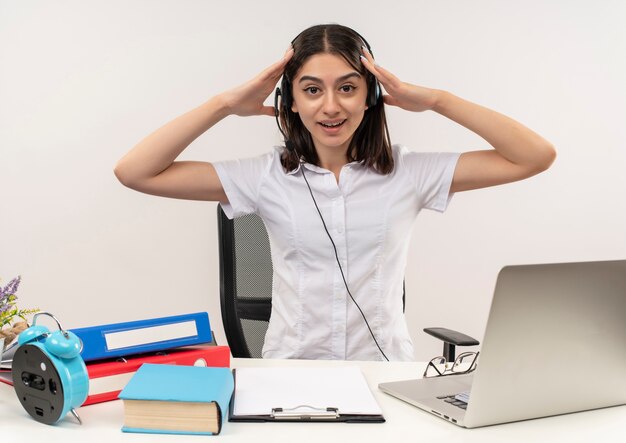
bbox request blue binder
[69,312,212,362]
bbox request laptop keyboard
[437,394,468,410]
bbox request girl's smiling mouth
[319,119,347,129]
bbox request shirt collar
[286,162,328,176]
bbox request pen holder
[12,312,89,425]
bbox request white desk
[1,358,624,442]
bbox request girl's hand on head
[220,47,294,117]
[360,46,439,113]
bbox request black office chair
[217,205,272,358]
[217,204,478,360]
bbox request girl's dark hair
[279,24,394,174]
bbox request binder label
[105,321,198,350]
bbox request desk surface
[1,358,624,442]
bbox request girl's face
[291,52,369,158]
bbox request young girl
[114,24,555,361]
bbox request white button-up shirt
[214,145,459,361]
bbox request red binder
[0,370,11,386]
[84,345,230,406]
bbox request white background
[1,0,624,361]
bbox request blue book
[69,312,213,362]
[118,363,234,435]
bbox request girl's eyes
[303,85,356,95]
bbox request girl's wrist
[204,94,232,120]
[430,89,448,113]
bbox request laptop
[378,260,626,428]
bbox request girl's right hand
[220,47,294,117]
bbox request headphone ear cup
[44,330,82,359]
[281,76,292,111]
[367,76,381,108]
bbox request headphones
[13,312,89,425]
[275,27,382,123]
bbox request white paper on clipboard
[232,366,383,416]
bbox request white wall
[1,0,625,361]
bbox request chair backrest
[217,205,272,358]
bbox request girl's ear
[291,99,298,113]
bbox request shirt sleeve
[212,151,274,219]
[398,146,461,213]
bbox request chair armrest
[423,327,479,362]
[423,327,479,346]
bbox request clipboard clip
[271,405,340,420]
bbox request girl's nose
[322,92,340,115]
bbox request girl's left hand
[360,46,439,113]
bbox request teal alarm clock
[12,312,89,425]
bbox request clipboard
[228,367,385,423]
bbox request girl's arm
[360,49,556,192]
[114,48,294,201]
[432,91,556,193]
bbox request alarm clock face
[12,344,65,424]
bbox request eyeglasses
[422,351,480,378]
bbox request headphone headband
[289,26,375,55]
